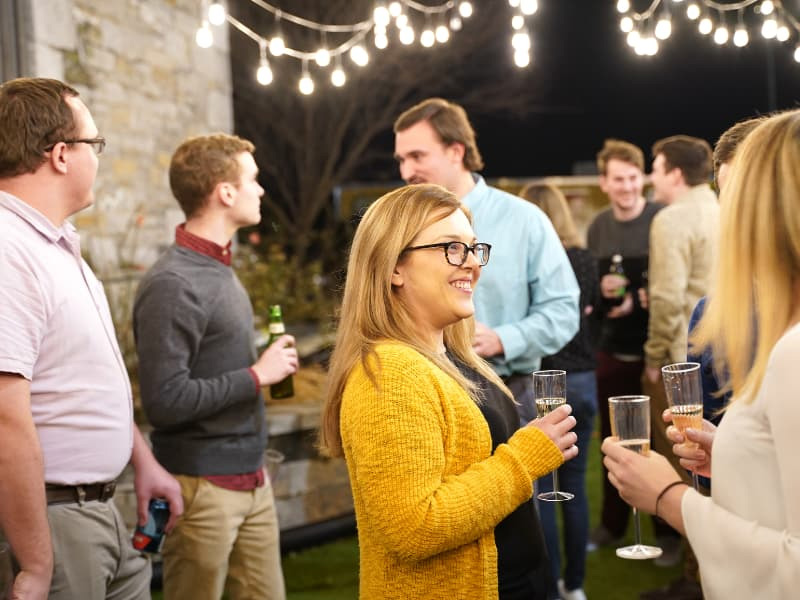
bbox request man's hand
[645,365,661,384]
[131,427,184,532]
[607,292,633,319]
[600,273,628,299]
[252,334,299,386]
[472,322,504,358]
[11,567,53,600]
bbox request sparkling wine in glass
[609,395,663,560]
[661,362,703,491]
[534,370,574,502]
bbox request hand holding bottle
[252,333,298,387]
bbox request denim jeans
[536,369,596,595]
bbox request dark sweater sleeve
[133,271,257,428]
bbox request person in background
[687,116,766,431]
[320,183,579,599]
[603,108,800,600]
[585,139,665,553]
[134,134,297,600]
[522,183,599,600]
[394,98,579,425]
[0,77,182,600]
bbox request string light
[199,1,537,94]
[617,0,800,61]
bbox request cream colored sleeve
[644,211,690,367]
[681,334,800,597]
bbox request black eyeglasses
[403,241,491,267]
[44,137,106,155]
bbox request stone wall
[23,0,233,269]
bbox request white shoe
[558,579,588,600]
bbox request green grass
[153,426,682,599]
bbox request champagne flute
[609,395,663,560]
[661,362,703,491]
[534,370,574,502]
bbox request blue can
[132,499,170,553]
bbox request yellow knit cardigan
[340,342,564,600]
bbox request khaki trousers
[162,474,285,600]
[47,499,151,600]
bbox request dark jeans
[536,369,596,594]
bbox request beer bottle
[267,304,294,399]
[609,254,627,298]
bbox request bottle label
[269,323,285,335]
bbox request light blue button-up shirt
[462,176,580,376]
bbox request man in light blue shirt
[394,98,579,423]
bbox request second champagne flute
[609,395,663,560]
[661,362,702,491]
[533,369,574,502]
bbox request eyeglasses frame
[402,241,492,267]
[44,137,106,155]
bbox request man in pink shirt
[0,78,183,600]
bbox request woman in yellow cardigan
[320,184,578,599]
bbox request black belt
[45,481,116,505]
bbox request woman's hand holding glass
[527,404,579,463]
[662,408,716,479]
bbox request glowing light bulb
[509,0,520,7]
[627,30,640,47]
[714,26,729,44]
[299,74,314,95]
[794,45,800,62]
[435,25,450,43]
[698,17,713,35]
[374,32,388,49]
[776,24,790,42]
[617,0,630,13]
[331,67,346,87]
[620,17,634,33]
[514,50,530,67]
[761,1,774,16]
[315,48,331,67]
[420,28,435,47]
[396,14,408,28]
[450,16,463,31]
[256,60,272,85]
[458,2,473,18]
[195,22,213,48]
[350,44,369,66]
[208,3,226,26]
[655,17,672,40]
[512,15,525,30]
[374,6,391,27]
[388,2,402,17]
[269,36,285,56]
[686,3,700,20]
[399,25,415,44]
[520,0,538,16]
[762,17,777,39]
[733,27,749,47]
[512,31,531,51]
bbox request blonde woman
[321,184,578,599]
[601,110,800,598]
[521,184,599,600]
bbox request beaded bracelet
[655,480,686,518]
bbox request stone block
[31,0,76,50]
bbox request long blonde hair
[519,183,583,249]
[320,184,510,457]
[691,109,800,402]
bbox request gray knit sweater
[133,246,266,475]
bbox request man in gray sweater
[134,134,297,600]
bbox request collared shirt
[0,191,133,484]
[645,184,719,367]
[461,176,580,376]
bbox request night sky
[441,1,800,178]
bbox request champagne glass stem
[632,506,643,546]
[552,469,561,496]
[691,471,700,491]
